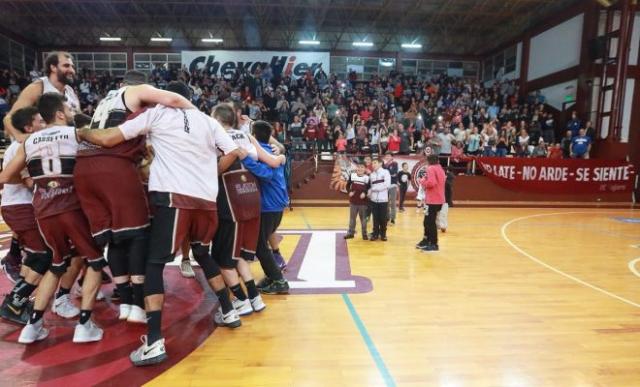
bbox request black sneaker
[256,277,273,290]
[0,297,31,325]
[259,279,290,295]
[381,236,387,242]
[1,253,22,284]
[416,239,429,249]
[343,234,354,240]
[362,234,368,240]
[422,244,439,252]
[390,220,395,225]
[370,235,379,241]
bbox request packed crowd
[1,64,595,159]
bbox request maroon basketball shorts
[147,206,219,264]
[74,156,150,246]
[37,209,107,275]
[211,217,260,268]
[2,204,48,254]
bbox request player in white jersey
[77,81,241,366]
[0,93,107,344]
[75,70,195,324]
[3,52,79,142]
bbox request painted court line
[501,211,640,309]
[342,294,396,387]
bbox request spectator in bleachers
[561,130,573,158]
[566,110,581,138]
[571,128,591,159]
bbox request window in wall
[133,53,180,74]
[504,45,517,73]
[463,62,479,78]
[401,60,417,75]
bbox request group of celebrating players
[0,51,290,366]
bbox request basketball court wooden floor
[0,207,639,386]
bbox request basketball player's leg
[257,212,289,295]
[180,238,195,278]
[19,217,72,344]
[64,209,108,342]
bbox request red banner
[476,157,636,194]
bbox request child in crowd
[344,162,370,240]
[398,162,411,212]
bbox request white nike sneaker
[213,308,241,328]
[130,335,168,367]
[249,295,266,312]
[127,305,147,324]
[52,294,80,319]
[180,260,195,278]
[18,319,49,344]
[119,304,132,320]
[232,298,253,316]
[73,319,103,343]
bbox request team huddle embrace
[0,52,290,367]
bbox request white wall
[597,11,640,65]
[621,78,634,142]
[528,14,584,81]
[536,79,578,110]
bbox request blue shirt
[241,143,289,212]
[571,135,591,156]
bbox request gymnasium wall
[527,14,584,81]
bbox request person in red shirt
[304,121,317,151]
[417,155,446,252]
[335,133,347,153]
[548,143,563,159]
[316,121,328,151]
[387,129,401,154]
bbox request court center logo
[410,159,428,191]
[279,230,372,294]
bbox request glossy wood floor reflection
[147,207,640,387]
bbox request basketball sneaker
[73,286,106,301]
[18,319,48,344]
[213,308,241,328]
[232,298,253,316]
[73,320,103,343]
[259,279,290,295]
[250,295,266,312]
[0,297,31,325]
[1,253,22,284]
[52,294,80,319]
[130,335,168,367]
[421,244,439,252]
[127,305,147,324]
[416,238,429,249]
[273,252,287,271]
[256,277,273,290]
[119,304,132,320]
[180,260,196,278]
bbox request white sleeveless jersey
[24,126,80,218]
[89,86,128,129]
[1,141,33,207]
[40,77,80,114]
[225,129,258,160]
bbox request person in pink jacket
[416,155,446,252]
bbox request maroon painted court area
[0,269,219,387]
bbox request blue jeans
[495,148,507,157]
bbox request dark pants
[399,185,408,209]
[423,204,443,246]
[256,211,284,281]
[371,201,388,238]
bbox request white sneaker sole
[18,328,49,344]
[73,331,103,343]
[131,352,168,367]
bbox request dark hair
[123,70,147,85]
[252,120,272,143]
[427,154,439,165]
[166,81,191,100]
[212,103,236,128]
[38,92,67,124]
[401,162,408,167]
[11,107,39,133]
[44,51,72,76]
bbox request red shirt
[360,110,371,121]
[335,138,347,152]
[420,164,446,205]
[388,135,401,152]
